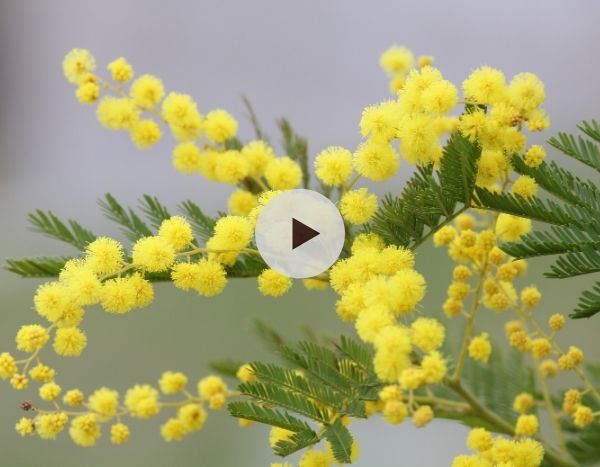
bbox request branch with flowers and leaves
[1,45,600,467]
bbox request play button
[255,189,345,279]
[292,218,319,249]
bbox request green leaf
[28,210,96,250]
[250,361,347,412]
[138,194,171,230]
[228,401,314,433]
[548,128,600,173]
[237,381,330,424]
[178,200,217,242]
[323,419,354,464]
[278,118,309,188]
[273,430,321,457]
[5,256,71,278]
[99,193,153,242]
[572,281,600,319]
[370,134,480,249]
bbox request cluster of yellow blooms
[0,46,597,467]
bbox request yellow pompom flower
[125,384,160,418]
[495,214,532,242]
[107,57,133,83]
[194,259,228,296]
[515,414,539,436]
[466,428,493,452]
[379,45,414,75]
[421,351,447,383]
[417,55,434,68]
[178,404,207,431]
[548,313,565,331]
[198,375,227,399]
[508,72,545,112]
[339,188,378,225]
[258,269,292,297]
[351,232,385,253]
[53,327,87,356]
[264,157,302,190]
[355,305,396,343]
[110,423,130,444]
[69,413,102,447]
[539,359,558,378]
[96,97,139,130]
[512,176,537,198]
[524,145,546,168]
[130,74,165,109]
[410,318,445,353]
[75,82,99,104]
[35,412,69,439]
[398,114,440,165]
[433,225,457,246]
[15,418,36,437]
[360,101,401,140]
[468,332,492,363]
[573,405,594,428]
[314,146,353,186]
[462,66,507,105]
[16,324,49,352]
[520,286,541,308]
[236,363,256,382]
[100,277,137,313]
[241,140,276,177]
[513,392,535,414]
[63,48,96,84]
[558,346,584,370]
[204,109,238,143]
[172,142,202,174]
[161,418,187,442]
[10,373,29,390]
[159,371,188,394]
[531,338,552,359]
[228,190,257,216]
[39,382,61,401]
[162,92,203,139]
[412,405,434,428]
[526,109,550,132]
[421,80,458,114]
[132,236,176,272]
[213,216,253,250]
[0,352,17,379]
[456,214,476,230]
[353,138,400,181]
[130,119,162,149]
[129,273,154,308]
[336,283,365,321]
[298,449,332,467]
[562,389,582,414]
[88,387,119,419]
[85,237,124,275]
[63,389,85,407]
[387,269,426,315]
[373,326,412,382]
[214,150,250,184]
[383,400,408,424]
[158,216,193,251]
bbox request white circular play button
[255,189,345,279]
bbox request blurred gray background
[0,1,599,466]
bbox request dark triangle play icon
[292,218,320,249]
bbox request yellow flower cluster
[454,427,544,466]
[10,370,231,446]
[2,45,595,467]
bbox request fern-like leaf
[28,210,96,250]
[99,193,153,241]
